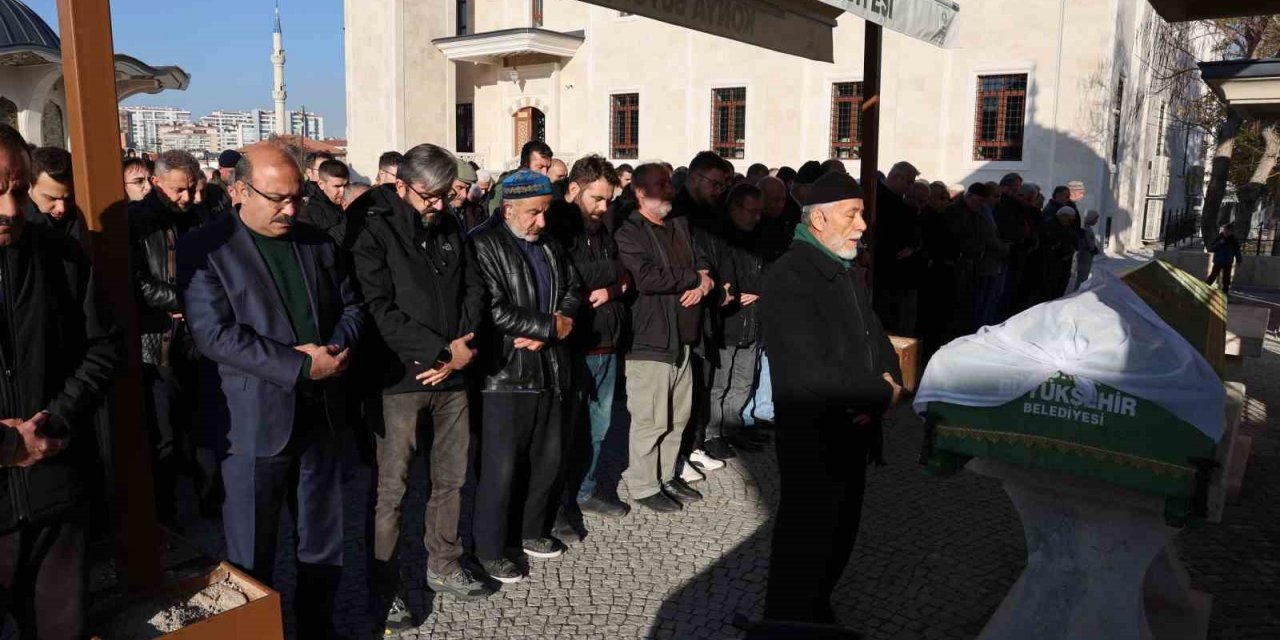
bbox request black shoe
[552,509,581,544]
[427,567,493,600]
[382,595,420,633]
[636,492,682,513]
[704,438,737,460]
[481,557,525,584]
[662,478,703,503]
[522,537,566,559]
[579,492,630,518]
[727,433,764,452]
[741,428,771,445]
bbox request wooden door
[513,107,546,156]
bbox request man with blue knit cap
[470,169,582,584]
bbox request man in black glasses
[179,141,362,640]
[348,144,491,632]
[669,151,739,471]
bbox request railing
[1162,203,1276,256]
[1241,220,1276,256]
[1162,207,1198,250]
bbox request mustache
[271,214,294,226]
[0,214,20,227]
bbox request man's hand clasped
[416,332,478,387]
[0,412,66,468]
[296,343,351,380]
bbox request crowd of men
[0,118,1102,638]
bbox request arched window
[42,102,64,148]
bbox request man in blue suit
[179,142,362,639]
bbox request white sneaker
[680,461,706,484]
[689,449,726,472]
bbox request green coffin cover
[926,372,1216,500]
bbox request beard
[820,230,858,260]
[642,198,673,219]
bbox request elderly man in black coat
[757,171,904,630]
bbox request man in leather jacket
[129,149,220,524]
[470,169,581,585]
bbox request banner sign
[582,0,843,62]
[824,0,960,47]
[581,1,960,59]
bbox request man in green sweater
[180,141,363,640]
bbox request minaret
[271,1,288,136]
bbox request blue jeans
[742,351,774,426]
[577,353,617,501]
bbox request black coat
[717,221,763,348]
[545,199,627,352]
[0,224,122,531]
[760,240,901,459]
[201,182,235,220]
[299,193,347,246]
[24,199,84,244]
[349,185,485,394]
[872,181,923,291]
[470,215,582,392]
[129,191,219,366]
[615,211,711,365]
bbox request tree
[1198,16,1280,243]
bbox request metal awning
[1199,58,1280,119]
[1147,0,1277,22]
[579,0,958,62]
[433,28,585,64]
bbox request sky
[25,0,348,138]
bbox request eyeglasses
[404,182,450,209]
[243,181,307,209]
[695,172,728,192]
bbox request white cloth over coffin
[912,269,1225,441]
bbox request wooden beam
[861,20,883,297]
[56,0,160,590]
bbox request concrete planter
[92,562,283,640]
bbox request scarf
[793,223,852,270]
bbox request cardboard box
[890,335,920,392]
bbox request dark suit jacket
[177,213,363,457]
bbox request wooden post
[56,0,161,590]
[860,20,883,297]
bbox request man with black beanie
[758,171,904,629]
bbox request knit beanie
[804,172,864,207]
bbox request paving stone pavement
[170,334,1280,640]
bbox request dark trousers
[222,422,343,638]
[143,362,188,524]
[1206,263,1234,295]
[0,511,85,640]
[474,391,562,561]
[687,352,713,450]
[765,414,870,623]
[707,344,758,442]
[374,391,470,576]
